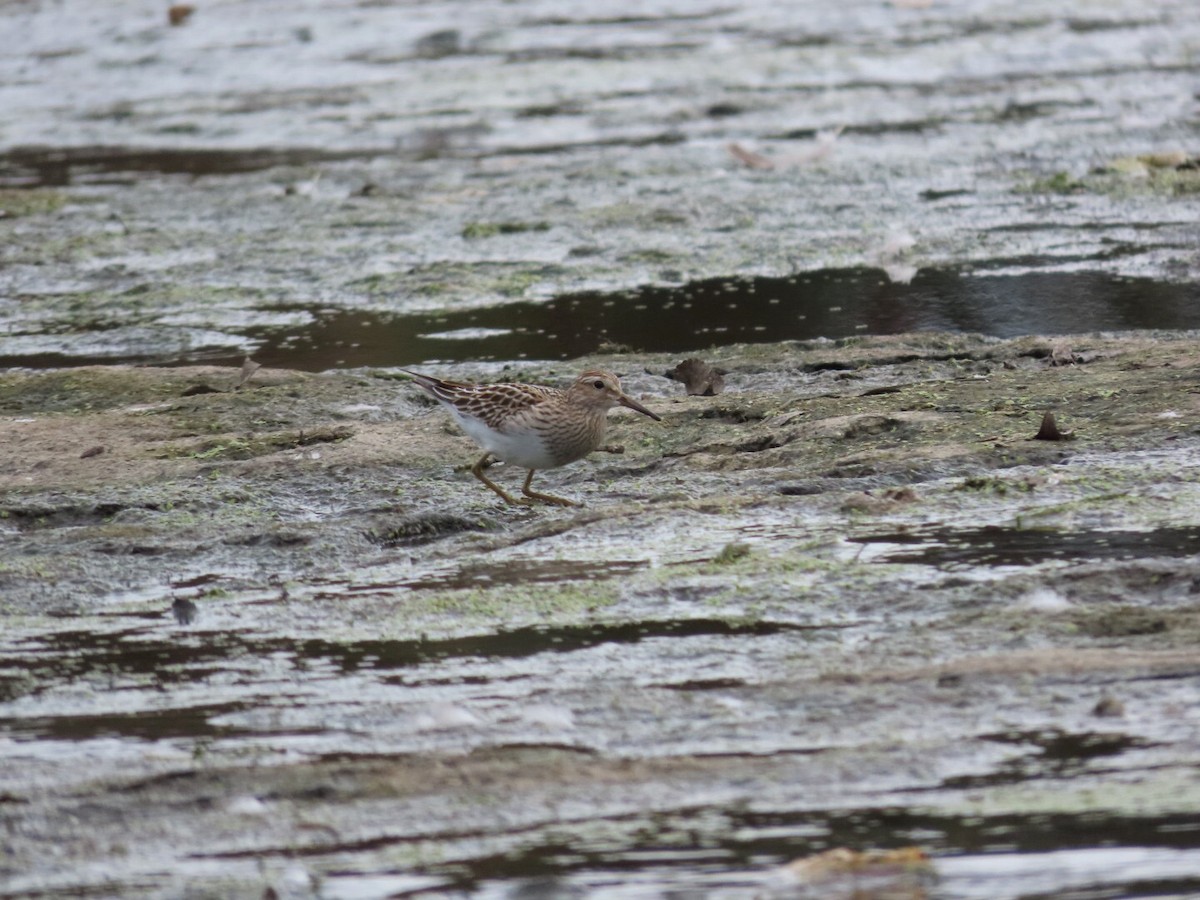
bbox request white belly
[454,410,559,470]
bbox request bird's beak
[618,393,662,422]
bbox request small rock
[1033,410,1073,441]
[1092,695,1125,718]
[663,358,726,396]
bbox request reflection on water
[225,267,1200,371]
[4,267,1199,370]
[853,525,1200,567]
[942,729,1156,789]
[0,145,370,187]
[288,804,1200,898]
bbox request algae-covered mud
[3,0,1200,897]
[4,333,1200,897]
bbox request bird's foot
[521,489,580,507]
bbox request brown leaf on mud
[1033,410,1074,441]
[781,846,934,889]
[168,4,195,26]
[727,142,775,170]
[664,358,726,396]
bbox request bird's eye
[593,379,604,389]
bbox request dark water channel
[214,266,1200,371]
[405,806,1200,898]
[854,525,1200,567]
[6,266,1200,371]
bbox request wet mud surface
[4,332,1200,898]
[3,0,1200,897]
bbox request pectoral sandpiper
[404,369,661,506]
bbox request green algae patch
[711,541,752,565]
[0,367,193,414]
[413,580,622,620]
[0,188,67,218]
[461,220,551,239]
[1017,154,1200,198]
[1018,170,1087,195]
[154,425,354,461]
[946,765,1200,820]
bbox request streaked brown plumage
[404,369,660,506]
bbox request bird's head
[569,370,661,421]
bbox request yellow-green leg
[470,453,528,506]
[521,469,578,507]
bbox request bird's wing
[404,371,556,431]
[456,383,557,431]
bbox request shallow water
[272,267,1200,371]
[854,524,1200,567]
[4,266,1199,371]
[0,145,371,187]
